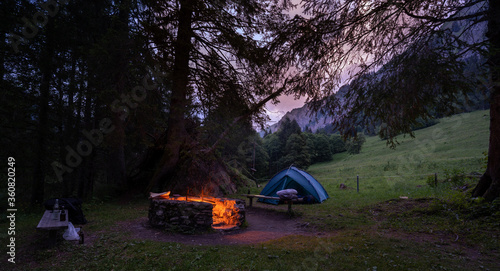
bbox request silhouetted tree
[280,133,311,170]
[274,0,499,200]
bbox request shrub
[443,168,466,186]
[426,175,438,188]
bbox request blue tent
[258,167,329,204]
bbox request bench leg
[48,230,58,247]
[248,197,253,207]
[287,200,293,216]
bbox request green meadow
[3,110,499,271]
[309,109,490,205]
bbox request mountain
[267,6,488,135]
[266,103,330,134]
[267,104,326,133]
[266,85,349,134]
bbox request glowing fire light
[150,191,243,229]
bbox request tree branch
[400,5,487,23]
[202,78,289,154]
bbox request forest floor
[114,206,315,246]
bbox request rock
[149,197,245,232]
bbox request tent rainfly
[258,167,329,204]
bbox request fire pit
[149,192,245,231]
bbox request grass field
[310,109,490,193]
[309,110,490,205]
[248,110,491,226]
[2,110,499,271]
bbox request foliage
[305,133,333,163]
[343,44,473,142]
[273,0,488,141]
[263,120,350,176]
[426,174,438,188]
[270,0,498,201]
[2,0,298,200]
[1,0,169,202]
[277,117,302,143]
[346,134,366,154]
[329,134,347,154]
[262,118,348,174]
[468,197,500,220]
[481,151,488,170]
[203,87,254,157]
[3,0,497,205]
[263,117,306,174]
[279,133,311,170]
[233,133,269,180]
[263,133,283,176]
[443,168,468,186]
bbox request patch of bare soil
[369,197,437,217]
[368,198,499,262]
[116,206,317,246]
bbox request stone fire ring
[149,196,246,232]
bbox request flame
[152,191,242,229]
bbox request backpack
[303,195,316,204]
[44,197,88,225]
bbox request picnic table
[36,210,68,245]
[241,194,295,215]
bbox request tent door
[280,176,289,190]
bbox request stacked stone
[149,199,213,231]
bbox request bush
[443,168,466,186]
[346,134,366,154]
[426,174,438,188]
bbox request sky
[262,0,308,126]
[264,94,307,125]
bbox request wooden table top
[36,209,69,230]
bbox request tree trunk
[32,68,51,205]
[71,64,85,196]
[31,23,54,206]
[78,84,94,199]
[147,0,194,192]
[62,53,77,197]
[472,0,500,201]
[106,0,131,187]
[107,113,127,185]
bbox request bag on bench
[276,189,298,200]
[44,198,87,225]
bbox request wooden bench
[241,194,295,215]
[37,210,68,245]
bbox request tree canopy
[269,0,498,200]
[2,0,499,202]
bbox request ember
[149,192,245,231]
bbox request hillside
[267,8,488,135]
[267,86,349,133]
[307,110,490,197]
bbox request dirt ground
[115,206,320,246]
[16,198,498,269]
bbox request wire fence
[252,172,481,192]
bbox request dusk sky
[263,1,308,125]
[265,94,307,124]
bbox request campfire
[149,192,245,231]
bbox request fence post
[357,175,359,193]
